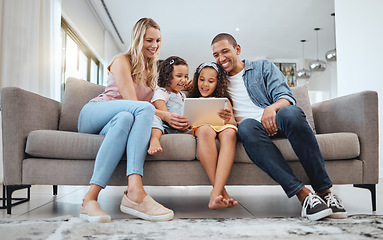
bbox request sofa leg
[354,184,376,212]
[0,184,31,214]
[53,185,58,195]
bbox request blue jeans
[78,100,155,188]
[238,105,332,198]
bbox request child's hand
[180,124,192,132]
[165,112,190,131]
[182,80,193,91]
[217,108,232,124]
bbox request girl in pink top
[78,18,174,222]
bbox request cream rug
[1,215,382,240]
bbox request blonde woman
[78,18,174,222]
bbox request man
[211,33,347,221]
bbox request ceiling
[90,0,335,70]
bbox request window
[61,18,103,92]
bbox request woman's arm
[109,55,138,101]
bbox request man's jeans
[238,105,332,198]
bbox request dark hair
[157,56,188,88]
[189,62,230,99]
[211,33,238,48]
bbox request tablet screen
[182,98,228,126]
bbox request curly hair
[189,62,230,99]
[157,56,188,88]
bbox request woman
[78,18,174,222]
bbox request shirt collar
[243,59,254,72]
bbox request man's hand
[164,112,190,131]
[261,105,278,136]
[261,99,291,136]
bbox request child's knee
[196,125,216,139]
[219,128,237,142]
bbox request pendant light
[309,28,327,71]
[325,13,336,61]
[297,40,312,79]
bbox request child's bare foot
[208,195,229,210]
[223,188,238,208]
[148,138,163,155]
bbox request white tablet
[182,98,228,126]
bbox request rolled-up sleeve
[279,95,296,105]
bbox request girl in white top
[148,56,190,155]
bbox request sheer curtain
[0,0,62,100]
[0,0,61,182]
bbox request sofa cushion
[58,78,314,134]
[211,132,360,163]
[26,130,196,161]
[59,78,105,132]
[291,85,316,132]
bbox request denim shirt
[242,59,296,108]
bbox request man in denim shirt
[211,33,347,221]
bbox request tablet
[182,98,228,126]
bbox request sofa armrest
[1,87,61,185]
[312,91,379,184]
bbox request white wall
[62,0,104,61]
[335,0,383,177]
[62,0,120,85]
[101,29,120,85]
[304,59,337,103]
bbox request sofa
[1,77,379,214]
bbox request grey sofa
[1,77,379,214]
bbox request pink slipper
[120,193,174,221]
[79,200,111,223]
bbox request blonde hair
[125,18,161,90]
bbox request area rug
[1,215,382,240]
